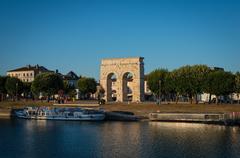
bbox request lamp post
[16,82,18,101]
[158,80,161,105]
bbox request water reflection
[0,119,240,158]
[99,122,141,158]
[149,122,240,158]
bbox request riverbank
[101,103,240,118]
[1,100,240,118]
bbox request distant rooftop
[63,71,79,80]
[210,67,224,71]
[7,64,52,73]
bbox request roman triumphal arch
[100,57,144,102]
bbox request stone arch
[100,57,144,102]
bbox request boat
[15,107,105,121]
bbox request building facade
[62,71,79,87]
[7,65,52,82]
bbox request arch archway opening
[122,72,134,102]
[107,73,117,102]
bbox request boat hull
[15,108,105,121]
[16,115,105,121]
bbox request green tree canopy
[171,65,195,103]
[235,72,240,93]
[31,72,64,97]
[5,77,23,99]
[235,72,240,103]
[63,80,76,98]
[191,65,211,93]
[77,77,97,99]
[171,65,211,104]
[147,69,170,104]
[147,69,169,96]
[190,65,211,103]
[0,76,8,101]
[205,70,235,104]
[0,76,8,94]
[22,82,32,98]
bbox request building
[7,64,52,82]
[100,57,145,102]
[62,71,79,87]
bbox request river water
[0,119,240,158]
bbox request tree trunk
[195,94,199,104]
[176,94,179,104]
[216,96,219,105]
[47,95,50,103]
[208,94,212,104]
[190,97,193,104]
[238,94,240,104]
[189,94,193,104]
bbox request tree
[147,69,169,104]
[170,65,211,104]
[22,82,32,99]
[205,70,235,104]
[96,85,105,104]
[77,77,97,99]
[235,72,240,104]
[171,66,195,104]
[63,81,76,100]
[190,65,211,104]
[5,77,23,101]
[164,72,177,103]
[31,72,64,101]
[0,76,8,101]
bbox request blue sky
[0,0,239,79]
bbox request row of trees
[147,65,240,104]
[1,65,240,104]
[0,72,98,102]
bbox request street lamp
[16,82,18,101]
[158,80,161,105]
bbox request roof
[63,71,79,80]
[7,65,51,73]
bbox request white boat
[15,107,105,121]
